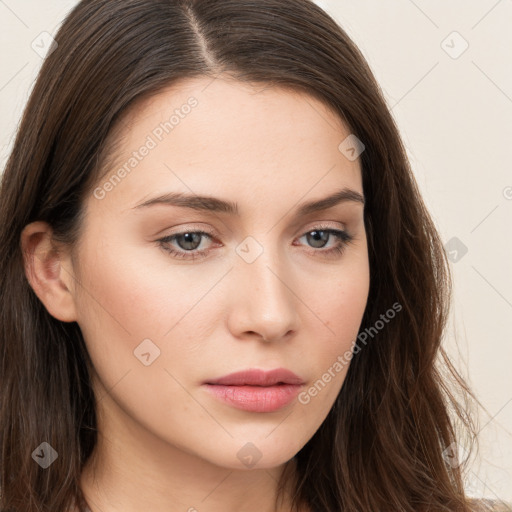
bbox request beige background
[1,0,511,502]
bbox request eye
[157,230,215,260]
[295,226,353,258]
[156,225,354,261]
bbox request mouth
[202,368,304,413]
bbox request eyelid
[299,220,347,233]
[158,223,217,238]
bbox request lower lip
[203,384,302,412]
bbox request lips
[202,368,305,412]
[204,368,304,386]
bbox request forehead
[91,76,363,213]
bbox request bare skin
[21,76,370,512]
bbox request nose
[226,242,300,343]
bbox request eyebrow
[132,187,365,216]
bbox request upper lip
[204,368,304,386]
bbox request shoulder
[467,498,512,511]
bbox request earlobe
[20,221,78,323]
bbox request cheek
[302,257,370,396]
[318,254,370,341]
[331,271,369,340]
[74,234,208,334]
[72,239,223,388]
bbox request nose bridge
[229,234,299,341]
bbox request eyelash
[156,224,354,261]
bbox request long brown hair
[0,0,497,510]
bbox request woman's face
[70,76,370,470]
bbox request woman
[0,0,509,511]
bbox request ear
[20,221,78,322]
